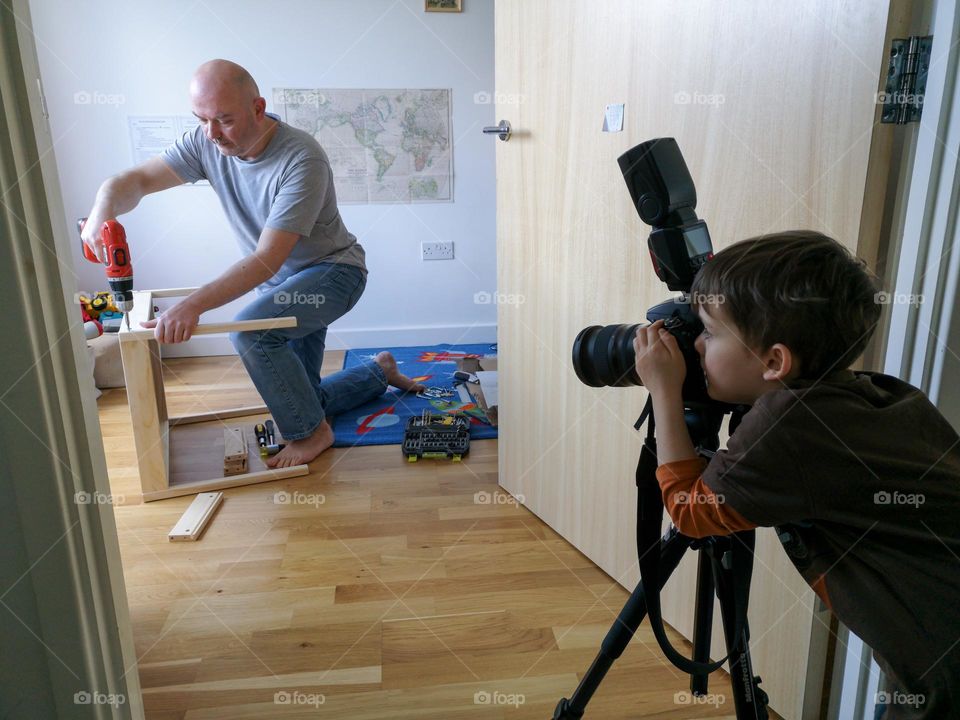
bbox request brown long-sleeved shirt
[656,371,960,719]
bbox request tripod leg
[711,538,769,720]
[690,549,715,696]
[553,529,690,720]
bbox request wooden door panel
[495,2,892,717]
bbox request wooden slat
[142,465,309,502]
[119,316,297,342]
[223,428,247,462]
[167,492,223,541]
[168,405,269,427]
[150,287,200,298]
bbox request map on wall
[273,88,453,204]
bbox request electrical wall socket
[421,241,454,261]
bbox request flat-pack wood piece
[168,492,223,541]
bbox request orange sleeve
[656,458,758,538]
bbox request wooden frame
[425,0,462,12]
[119,288,309,501]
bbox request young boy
[633,231,960,719]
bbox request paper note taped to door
[603,104,624,133]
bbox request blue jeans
[229,262,387,440]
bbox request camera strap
[635,398,753,675]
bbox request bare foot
[266,420,334,468]
[375,351,427,393]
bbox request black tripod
[553,403,770,720]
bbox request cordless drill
[78,218,134,330]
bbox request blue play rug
[330,343,499,448]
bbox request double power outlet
[421,241,455,261]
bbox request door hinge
[880,35,933,124]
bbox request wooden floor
[99,353,767,719]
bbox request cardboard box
[457,357,498,426]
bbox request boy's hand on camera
[634,320,686,398]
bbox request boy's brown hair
[690,230,881,378]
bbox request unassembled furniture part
[119,288,308,501]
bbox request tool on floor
[78,218,134,331]
[417,387,456,399]
[256,420,285,457]
[402,411,470,462]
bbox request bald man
[83,59,423,467]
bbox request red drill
[78,218,134,330]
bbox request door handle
[482,120,512,142]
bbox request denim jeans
[230,262,387,440]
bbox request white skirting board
[158,323,498,358]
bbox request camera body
[572,138,714,403]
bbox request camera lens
[572,324,642,387]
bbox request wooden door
[494,2,899,717]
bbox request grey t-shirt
[161,114,366,289]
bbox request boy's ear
[762,343,798,382]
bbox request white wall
[29,0,496,355]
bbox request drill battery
[402,411,470,462]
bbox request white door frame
[1,1,143,717]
